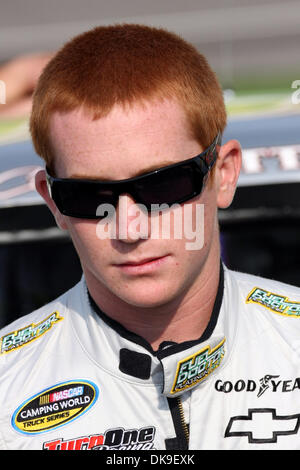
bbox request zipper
[166,396,189,450]
[176,396,189,444]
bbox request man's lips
[117,256,166,266]
[114,255,169,274]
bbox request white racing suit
[0,264,300,450]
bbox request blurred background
[0,0,300,327]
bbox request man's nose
[115,193,150,243]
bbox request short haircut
[30,23,227,173]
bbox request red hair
[30,23,226,172]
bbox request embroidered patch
[42,425,156,450]
[246,287,300,318]
[12,380,99,434]
[170,338,225,395]
[0,312,63,354]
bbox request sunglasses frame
[46,131,221,219]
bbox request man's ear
[35,169,68,230]
[216,139,242,209]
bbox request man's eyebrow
[68,160,175,180]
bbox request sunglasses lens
[134,164,203,207]
[52,181,117,218]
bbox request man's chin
[112,281,184,310]
[84,267,186,311]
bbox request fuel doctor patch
[247,287,300,318]
[161,336,226,397]
[12,380,99,434]
[0,312,63,354]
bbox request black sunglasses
[46,132,221,219]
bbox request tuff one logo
[12,381,98,434]
[247,288,300,318]
[43,426,156,450]
[0,312,63,354]
[171,338,225,394]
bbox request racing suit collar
[87,261,224,358]
[70,262,235,397]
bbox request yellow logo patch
[171,338,225,395]
[247,288,300,318]
[0,312,63,354]
[12,380,99,434]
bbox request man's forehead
[48,100,200,179]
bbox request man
[0,24,299,451]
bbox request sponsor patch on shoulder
[246,287,300,318]
[12,380,99,434]
[0,311,63,354]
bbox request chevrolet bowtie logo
[225,408,300,443]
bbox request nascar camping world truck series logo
[12,381,98,434]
